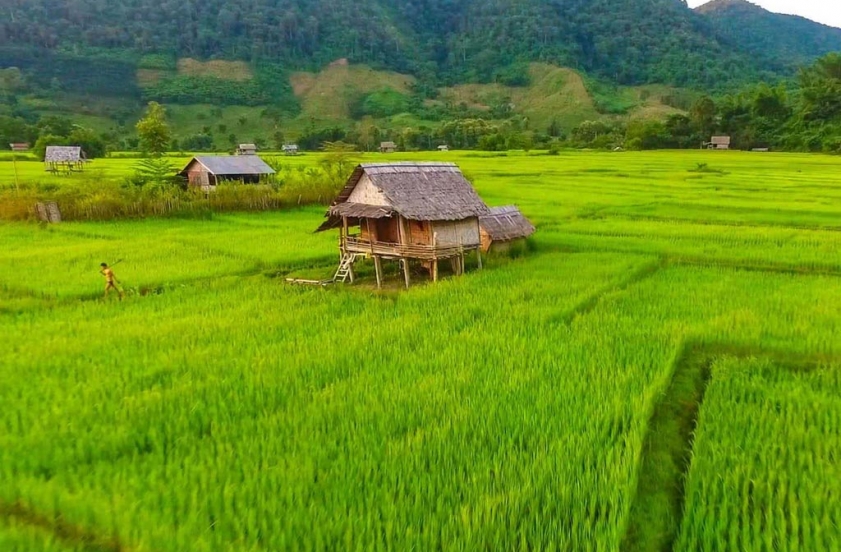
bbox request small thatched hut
[316,162,490,288]
[236,143,257,155]
[282,144,299,156]
[379,141,397,154]
[45,146,86,173]
[178,156,275,189]
[707,136,731,150]
[479,206,535,253]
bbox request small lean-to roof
[45,146,83,162]
[480,205,535,242]
[179,156,275,176]
[317,162,489,232]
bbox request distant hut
[178,156,275,189]
[44,146,86,174]
[706,136,731,150]
[236,143,257,155]
[9,143,30,152]
[282,144,299,156]
[438,144,449,152]
[479,206,535,253]
[379,141,397,154]
[316,162,490,288]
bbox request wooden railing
[342,236,469,260]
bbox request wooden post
[432,232,438,282]
[374,256,383,289]
[402,259,411,289]
[11,152,20,195]
[476,247,483,270]
[341,216,348,256]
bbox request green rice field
[1,150,840,551]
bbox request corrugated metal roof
[180,156,275,176]
[316,162,490,232]
[480,205,535,242]
[45,146,83,162]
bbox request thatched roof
[45,146,83,163]
[480,206,535,242]
[380,141,396,148]
[317,162,489,232]
[711,136,731,145]
[178,156,275,176]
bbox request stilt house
[44,146,86,173]
[178,156,275,189]
[379,141,397,153]
[479,206,535,253]
[236,143,257,155]
[282,144,299,156]
[706,136,731,150]
[316,162,490,288]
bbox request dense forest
[2,0,840,89]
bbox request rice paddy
[1,150,840,551]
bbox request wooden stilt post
[476,247,483,270]
[374,256,383,289]
[402,259,411,289]
[432,231,439,282]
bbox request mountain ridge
[695,0,841,69]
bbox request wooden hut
[9,143,30,152]
[479,206,535,253]
[706,136,731,150]
[379,141,397,154]
[178,156,275,189]
[282,144,299,156]
[236,143,257,155]
[45,146,86,174]
[316,162,490,288]
[438,144,449,152]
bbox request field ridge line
[0,500,131,552]
[621,342,841,552]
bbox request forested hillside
[2,0,835,90]
[698,0,841,69]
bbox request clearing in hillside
[290,61,415,122]
[176,58,253,81]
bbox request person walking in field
[100,262,124,300]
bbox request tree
[799,53,841,123]
[133,157,177,189]
[67,126,107,159]
[690,96,717,139]
[136,102,171,157]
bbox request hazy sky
[688,1,841,28]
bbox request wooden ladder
[333,253,362,283]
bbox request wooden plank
[373,256,383,289]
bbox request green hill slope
[696,0,841,69]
